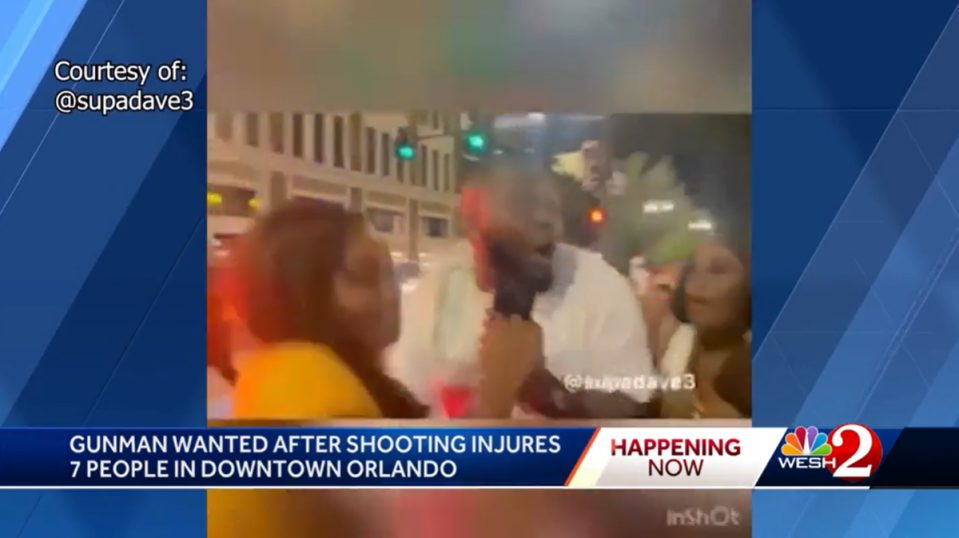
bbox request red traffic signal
[589,208,605,224]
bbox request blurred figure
[207,263,236,418]
[391,168,656,418]
[221,198,422,420]
[208,200,546,538]
[658,234,751,419]
[208,200,417,538]
[210,198,539,420]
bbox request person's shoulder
[234,343,381,419]
[563,245,635,298]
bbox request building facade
[207,111,463,263]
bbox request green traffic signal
[464,132,486,154]
[396,145,416,161]
[394,127,416,161]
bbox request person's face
[683,240,749,334]
[478,179,562,291]
[333,230,400,351]
[488,178,563,254]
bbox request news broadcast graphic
[860,427,959,489]
[0,428,594,488]
[568,428,783,488]
[0,427,779,489]
[3,426,958,489]
[754,424,896,488]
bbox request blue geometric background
[3,0,959,536]
[0,0,206,536]
[754,0,959,536]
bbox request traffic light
[589,208,605,224]
[394,127,416,161]
[463,111,492,158]
[464,131,487,155]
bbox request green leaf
[646,228,699,264]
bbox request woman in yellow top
[209,199,543,537]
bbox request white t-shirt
[388,242,656,411]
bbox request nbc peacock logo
[781,426,833,457]
[777,423,884,482]
[778,426,835,470]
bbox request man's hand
[474,313,544,417]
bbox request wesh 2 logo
[778,423,883,482]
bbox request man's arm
[519,262,659,419]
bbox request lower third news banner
[0,426,954,488]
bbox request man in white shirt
[389,168,656,418]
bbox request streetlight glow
[688,219,713,231]
[642,200,675,214]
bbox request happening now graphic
[759,423,887,488]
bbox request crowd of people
[205,167,751,537]
[206,167,751,422]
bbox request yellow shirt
[208,342,381,538]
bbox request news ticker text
[0,426,955,488]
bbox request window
[432,150,440,190]
[365,127,376,174]
[366,207,404,234]
[214,114,233,140]
[421,216,449,238]
[313,114,325,163]
[419,145,427,186]
[431,112,440,129]
[208,185,258,218]
[348,113,362,171]
[269,171,287,205]
[443,154,451,192]
[292,114,304,158]
[381,133,391,176]
[268,113,284,154]
[397,159,405,183]
[244,113,260,147]
[333,116,345,168]
[293,195,346,208]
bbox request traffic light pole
[397,112,480,262]
[404,112,422,264]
